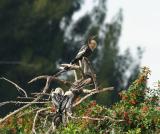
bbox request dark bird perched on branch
[51,88,74,127]
[53,36,97,77]
[51,88,74,114]
[51,87,64,111]
[71,37,97,65]
[59,91,74,114]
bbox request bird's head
[54,87,64,95]
[88,36,97,51]
[64,91,74,98]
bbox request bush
[0,67,160,133]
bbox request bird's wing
[71,45,88,64]
[52,93,63,108]
[75,45,88,59]
[59,96,70,112]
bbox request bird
[53,36,97,77]
[70,36,97,65]
[59,91,74,114]
[51,87,64,111]
[51,88,74,114]
[51,89,74,127]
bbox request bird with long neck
[53,36,97,77]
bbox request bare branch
[28,75,72,86]
[32,108,50,134]
[0,77,28,97]
[82,89,93,94]
[17,97,50,102]
[45,122,56,134]
[31,93,50,96]
[60,64,80,70]
[73,87,114,107]
[18,108,40,118]
[0,77,51,124]
[43,115,49,128]
[83,57,98,90]
[68,114,124,122]
[17,96,35,100]
[0,101,48,107]
[56,63,85,81]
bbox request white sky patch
[107,0,160,88]
[72,0,99,21]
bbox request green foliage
[0,67,160,133]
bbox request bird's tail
[53,113,63,127]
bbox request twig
[45,122,56,134]
[73,87,114,107]
[60,64,80,70]
[18,108,40,118]
[17,96,35,100]
[0,77,51,124]
[17,96,50,101]
[61,63,86,81]
[43,115,49,128]
[82,89,93,94]
[83,57,98,90]
[31,93,50,96]
[28,75,72,86]
[68,114,124,122]
[32,108,50,134]
[0,101,48,107]
[0,77,28,97]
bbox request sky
[107,0,160,88]
[73,0,160,88]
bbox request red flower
[90,101,97,107]
[75,97,81,102]
[141,125,145,128]
[11,128,17,134]
[130,100,137,105]
[130,93,136,97]
[122,95,128,100]
[127,120,132,125]
[123,112,129,119]
[17,118,23,124]
[156,106,160,111]
[51,106,56,112]
[141,106,148,112]
[84,108,92,116]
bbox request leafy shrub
[0,67,160,133]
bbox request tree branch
[73,87,114,107]
[68,114,124,122]
[0,77,28,97]
[0,77,51,124]
[28,75,72,86]
[0,101,48,107]
[32,107,50,134]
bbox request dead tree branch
[60,64,80,70]
[68,114,124,122]
[0,101,49,107]
[32,107,51,134]
[28,75,72,86]
[0,76,51,124]
[73,87,114,107]
[0,77,28,97]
